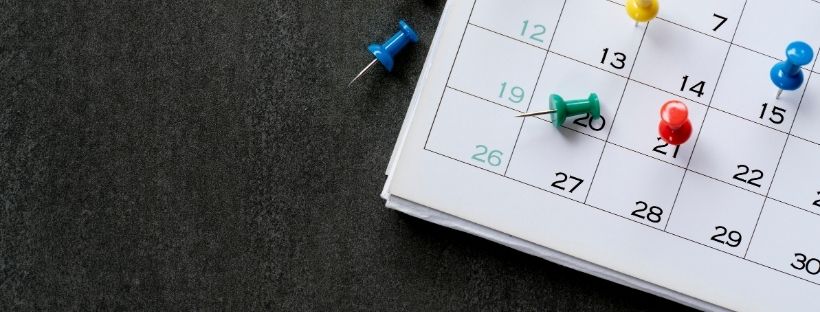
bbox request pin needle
[349,59,378,87]
[516,110,556,118]
[348,20,419,87]
[776,89,783,99]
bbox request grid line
[421,0,820,287]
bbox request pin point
[626,0,659,27]
[349,20,420,87]
[658,100,691,145]
[770,41,814,99]
[517,93,601,127]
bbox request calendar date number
[791,253,820,275]
[759,103,786,125]
[521,20,547,43]
[551,172,584,193]
[572,113,606,131]
[499,82,526,104]
[711,226,742,247]
[631,201,663,223]
[733,165,763,187]
[712,14,728,31]
[813,191,820,208]
[680,75,706,98]
[472,145,504,167]
[652,137,680,158]
[600,48,627,70]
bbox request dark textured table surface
[0,1,695,310]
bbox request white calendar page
[384,0,820,310]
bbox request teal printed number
[472,145,504,167]
[499,82,526,104]
[521,20,547,43]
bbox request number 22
[813,191,820,208]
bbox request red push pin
[658,100,692,145]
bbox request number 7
[712,14,727,31]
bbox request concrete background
[0,0,692,310]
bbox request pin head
[367,20,419,72]
[626,0,659,23]
[658,100,692,145]
[548,93,600,127]
[771,41,814,91]
[660,100,688,129]
[786,41,814,67]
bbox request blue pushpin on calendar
[771,41,814,99]
[349,20,419,87]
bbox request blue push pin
[349,20,419,87]
[770,41,814,99]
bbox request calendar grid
[423,0,478,149]
[744,49,820,257]
[466,20,820,144]
[422,0,820,287]
[665,0,749,232]
[504,0,568,176]
[423,145,820,288]
[583,28,650,203]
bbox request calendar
[382,0,820,310]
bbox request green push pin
[517,93,600,127]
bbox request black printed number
[601,48,627,70]
[759,103,786,125]
[791,253,820,275]
[631,201,663,223]
[680,75,706,97]
[572,113,606,131]
[711,226,742,247]
[551,172,584,193]
[813,191,820,208]
[652,137,680,158]
[733,165,763,187]
[712,14,728,31]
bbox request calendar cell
[608,82,706,167]
[666,173,764,257]
[550,0,644,76]
[586,144,684,229]
[529,53,628,140]
[711,47,807,133]
[734,0,820,63]
[427,88,522,174]
[769,137,820,214]
[745,200,820,285]
[688,110,787,194]
[448,26,546,112]
[506,118,604,202]
[470,0,563,49]
[656,0,745,42]
[631,19,729,102]
[791,72,820,145]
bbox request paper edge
[382,1,456,200]
[385,195,729,312]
